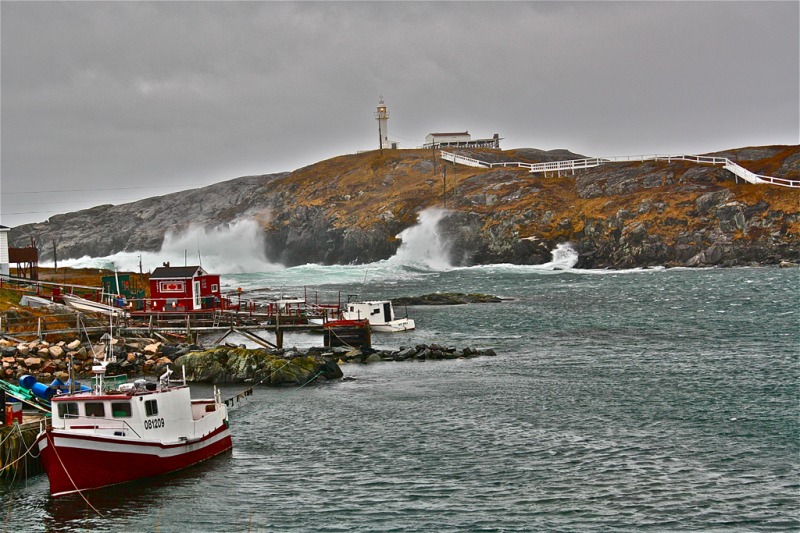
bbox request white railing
[440,151,800,188]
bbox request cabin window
[371,309,379,315]
[58,402,78,418]
[111,402,132,418]
[145,399,158,417]
[211,284,218,292]
[84,402,105,418]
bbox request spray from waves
[389,207,453,270]
[50,220,282,274]
[228,209,456,291]
[538,242,579,270]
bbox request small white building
[0,226,9,277]
[424,131,501,149]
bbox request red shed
[149,265,221,312]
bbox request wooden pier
[1,308,329,349]
[0,417,47,481]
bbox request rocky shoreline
[392,293,505,306]
[0,336,497,387]
[10,146,799,270]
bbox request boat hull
[372,318,415,333]
[37,422,232,497]
[62,294,129,318]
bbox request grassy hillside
[270,146,800,247]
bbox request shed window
[85,402,105,417]
[145,399,158,417]
[111,402,132,418]
[58,402,79,418]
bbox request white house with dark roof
[423,131,501,149]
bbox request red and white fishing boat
[36,364,232,497]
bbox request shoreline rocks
[0,337,497,387]
[392,293,504,306]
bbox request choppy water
[2,261,798,531]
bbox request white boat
[62,293,129,318]
[35,365,232,497]
[341,300,415,333]
[20,295,58,308]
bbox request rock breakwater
[1,337,497,387]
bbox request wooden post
[275,311,283,349]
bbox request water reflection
[37,452,233,532]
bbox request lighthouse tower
[375,96,390,150]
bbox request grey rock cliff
[9,146,799,269]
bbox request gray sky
[2,1,798,227]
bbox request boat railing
[61,414,142,438]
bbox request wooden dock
[1,309,328,349]
[0,417,47,481]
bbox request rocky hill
[9,145,800,269]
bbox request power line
[2,183,206,195]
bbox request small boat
[19,294,59,308]
[62,293,129,318]
[341,300,415,333]
[35,365,232,497]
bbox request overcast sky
[2,1,798,227]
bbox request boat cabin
[148,264,221,312]
[49,386,218,440]
[343,301,396,325]
[341,299,415,332]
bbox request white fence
[439,151,800,188]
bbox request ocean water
[2,261,797,532]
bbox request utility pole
[442,167,447,209]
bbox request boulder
[49,345,65,358]
[24,357,42,369]
[144,343,162,355]
[66,339,82,350]
[364,353,382,364]
[70,347,89,361]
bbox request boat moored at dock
[35,366,232,497]
[341,300,415,332]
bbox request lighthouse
[375,96,390,150]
